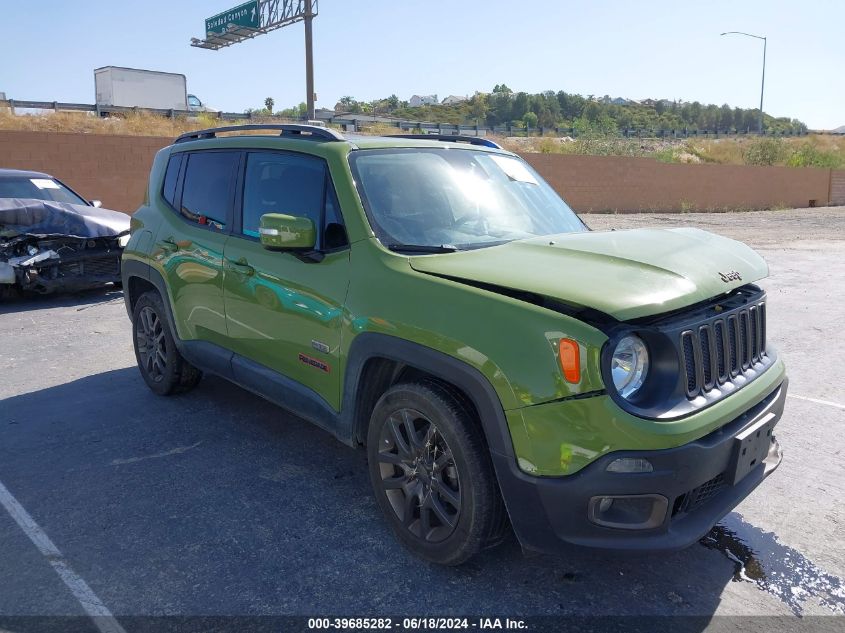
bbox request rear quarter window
[161,154,182,208]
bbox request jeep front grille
[680,302,767,399]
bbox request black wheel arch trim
[338,332,517,461]
[122,259,178,337]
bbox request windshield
[349,148,585,251]
[0,177,89,205]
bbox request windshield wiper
[387,243,458,254]
[456,239,514,250]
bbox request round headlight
[611,335,649,399]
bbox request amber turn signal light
[559,338,581,383]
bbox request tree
[541,91,561,122]
[537,106,556,128]
[655,100,666,115]
[689,101,702,126]
[719,104,734,130]
[488,90,512,125]
[582,100,602,123]
[734,107,745,130]
[557,91,585,121]
[469,93,488,122]
[386,94,399,110]
[703,104,720,129]
[522,111,538,129]
[512,92,530,121]
[264,97,274,113]
[743,109,759,131]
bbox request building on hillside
[599,96,634,106]
[441,95,467,105]
[409,94,438,107]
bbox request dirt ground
[582,206,845,247]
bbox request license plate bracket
[729,412,777,485]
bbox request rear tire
[367,380,506,565]
[132,291,202,396]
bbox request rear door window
[179,151,239,230]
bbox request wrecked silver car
[0,174,129,296]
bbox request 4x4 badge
[719,271,742,283]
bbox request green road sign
[206,0,260,36]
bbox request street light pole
[304,0,315,120]
[721,31,767,134]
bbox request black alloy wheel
[377,407,462,543]
[135,305,167,383]
[131,291,202,396]
[367,381,508,565]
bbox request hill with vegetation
[273,85,810,135]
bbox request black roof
[0,168,51,180]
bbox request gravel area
[582,206,845,248]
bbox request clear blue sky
[1,0,842,129]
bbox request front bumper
[494,378,786,553]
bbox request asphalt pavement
[1,209,844,630]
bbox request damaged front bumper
[0,197,129,296]
[1,234,124,295]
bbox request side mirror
[259,213,316,251]
[90,200,103,208]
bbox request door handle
[159,237,179,253]
[225,258,255,276]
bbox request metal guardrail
[1,98,839,137]
[1,98,254,120]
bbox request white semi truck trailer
[94,67,212,112]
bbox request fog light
[588,494,668,530]
[606,457,654,473]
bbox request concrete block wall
[0,131,170,212]
[522,153,834,213]
[0,130,841,214]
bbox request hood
[408,228,768,321]
[0,198,130,239]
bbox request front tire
[132,291,202,396]
[367,380,507,565]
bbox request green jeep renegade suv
[122,124,786,565]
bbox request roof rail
[384,134,502,149]
[174,124,345,144]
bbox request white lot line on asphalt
[0,480,127,633]
[788,394,845,411]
